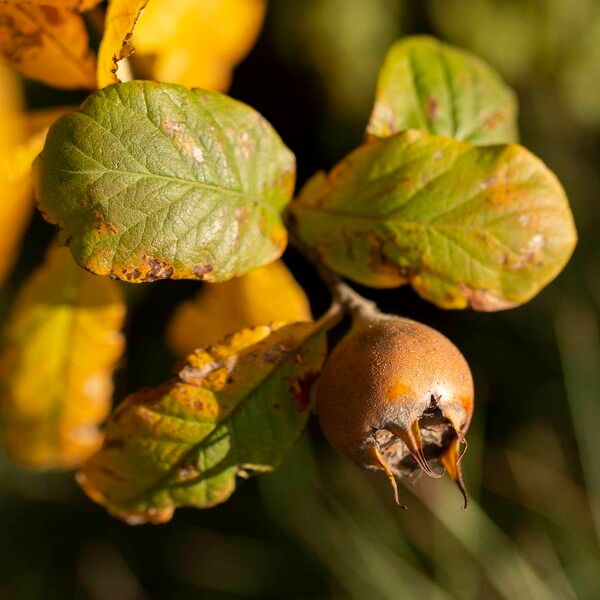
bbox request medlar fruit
[316,312,474,507]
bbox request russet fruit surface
[316,314,474,506]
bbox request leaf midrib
[120,320,327,509]
[37,164,274,209]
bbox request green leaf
[290,130,577,311]
[367,36,518,145]
[77,319,331,523]
[33,81,295,283]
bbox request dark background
[1,0,599,598]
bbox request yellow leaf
[0,64,32,283]
[97,0,148,88]
[24,104,74,135]
[0,94,72,283]
[0,105,72,185]
[133,0,266,91]
[0,245,126,469]
[2,0,101,11]
[0,4,96,89]
[167,260,312,357]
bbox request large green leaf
[33,81,295,283]
[290,130,577,311]
[367,36,518,145]
[77,319,331,523]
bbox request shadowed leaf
[0,4,96,89]
[78,319,331,524]
[34,81,295,283]
[0,64,32,283]
[367,36,518,145]
[290,129,576,310]
[0,245,125,469]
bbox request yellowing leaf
[0,105,73,185]
[97,0,148,88]
[34,81,295,283]
[168,261,312,356]
[2,0,102,10]
[0,245,126,469]
[133,0,266,91]
[78,318,332,524]
[0,97,72,283]
[0,4,96,89]
[367,36,518,145]
[24,104,74,135]
[0,64,32,283]
[291,130,577,310]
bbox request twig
[284,211,379,321]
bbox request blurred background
[1,0,600,598]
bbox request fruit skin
[316,313,474,506]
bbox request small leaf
[367,36,518,145]
[97,0,148,89]
[2,0,101,10]
[0,245,125,469]
[33,80,295,283]
[78,318,330,523]
[168,260,312,356]
[133,0,266,91]
[0,4,96,89]
[290,130,577,310]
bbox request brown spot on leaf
[483,111,505,131]
[193,263,213,279]
[458,283,518,311]
[290,371,319,412]
[426,97,438,122]
[236,207,248,229]
[142,257,174,282]
[368,235,412,286]
[161,119,205,164]
[262,342,291,364]
[177,461,198,480]
[239,130,253,157]
[121,267,141,281]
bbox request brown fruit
[316,313,474,507]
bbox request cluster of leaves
[0,0,577,525]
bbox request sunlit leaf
[97,0,148,89]
[2,0,101,10]
[78,317,332,524]
[168,260,312,356]
[133,0,266,91]
[0,245,125,469]
[367,36,518,145]
[290,129,576,310]
[0,4,96,89]
[33,80,295,283]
